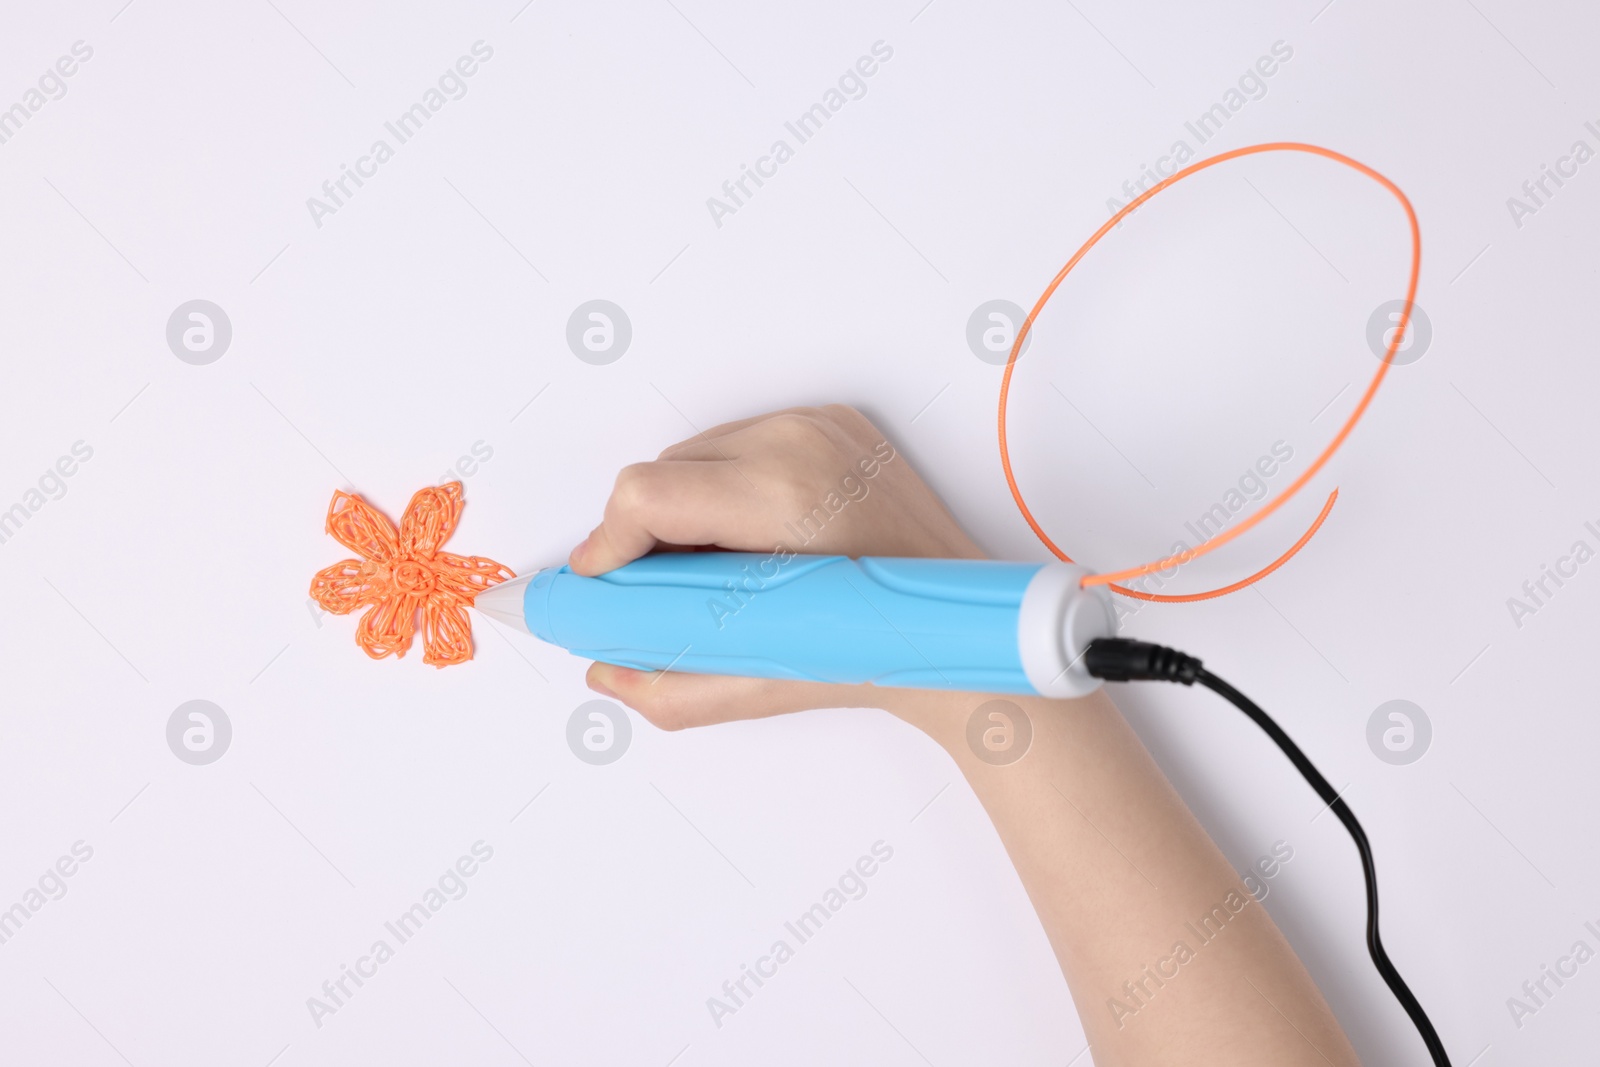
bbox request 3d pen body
[474,552,1116,697]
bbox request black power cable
[1083,637,1451,1067]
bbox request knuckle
[772,475,818,519]
[766,412,831,451]
[609,462,657,513]
[822,403,879,443]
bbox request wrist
[875,687,992,752]
[877,685,1121,762]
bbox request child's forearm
[878,686,1361,1067]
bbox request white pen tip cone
[473,573,533,632]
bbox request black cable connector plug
[1084,637,1204,685]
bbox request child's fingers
[586,661,876,729]
[586,662,777,729]
[657,406,831,456]
[568,460,765,576]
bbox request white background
[1,1,1596,1064]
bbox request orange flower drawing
[309,482,513,667]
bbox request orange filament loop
[998,142,1421,601]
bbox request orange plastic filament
[310,482,514,667]
[999,142,1422,602]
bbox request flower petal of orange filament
[310,481,514,667]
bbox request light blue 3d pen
[472,552,1116,697]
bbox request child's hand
[568,404,983,728]
[569,407,1364,1067]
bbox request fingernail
[588,677,618,699]
[569,537,589,565]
